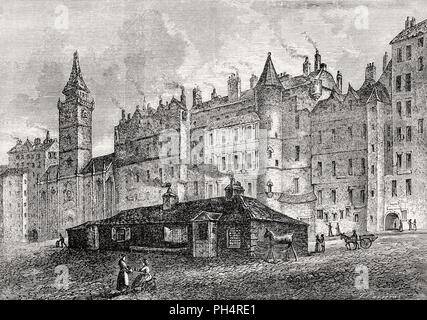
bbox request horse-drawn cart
[340,233,378,250]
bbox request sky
[0,0,425,163]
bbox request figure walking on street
[57,233,67,248]
[413,219,417,231]
[408,219,412,231]
[320,234,325,253]
[336,223,341,236]
[315,234,320,253]
[328,222,333,237]
[399,220,404,232]
[116,255,132,292]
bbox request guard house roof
[67,195,308,230]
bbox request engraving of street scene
[0,0,426,300]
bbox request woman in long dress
[116,255,132,291]
[131,258,153,290]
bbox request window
[159,168,163,183]
[406,126,412,142]
[331,189,337,204]
[392,180,397,197]
[268,149,273,159]
[397,127,403,141]
[246,153,252,169]
[362,123,367,139]
[234,128,239,142]
[371,190,375,198]
[361,158,366,175]
[360,190,366,203]
[406,101,412,117]
[332,161,336,177]
[397,101,402,118]
[371,144,375,152]
[193,181,199,196]
[113,227,130,242]
[295,146,300,161]
[247,182,252,196]
[197,223,208,241]
[293,178,299,194]
[222,157,226,171]
[209,133,213,145]
[406,45,412,60]
[222,131,226,144]
[233,155,239,170]
[317,162,323,176]
[170,167,174,178]
[348,126,353,138]
[317,210,324,219]
[317,190,322,205]
[371,165,375,175]
[354,214,359,223]
[267,182,273,193]
[406,179,412,196]
[208,185,213,198]
[245,126,252,140]
[295,115,300,129]
[275,159,279,167]
[405,73,412,91]
[332,129,336,142]
[226,227,241,248]
[348,189,353,205]
[397,47,403,62]
[318,131,322,144]
[396,75,402,92]
[346,207,350,218]
[397,153,402,169]
[419,57,424,71]
[146,170,150,180]
[340,210,344,219]
[406,153,412,169]
[164,226,188,243]
[348,159,353,175]
[418,119,424,134]
[419,37,424,47]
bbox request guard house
[67,179,309,259]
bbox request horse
[263,228,298,262]
[339,233,359,250]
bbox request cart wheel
[360,238,372,249]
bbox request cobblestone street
[0,231,426,300]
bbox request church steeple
[62,51,90,97]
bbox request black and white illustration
[0,0,426,301]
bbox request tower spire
[62,50,90,96]
[256,52,283,88]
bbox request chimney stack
[314,49,321,72]
[336,71,343,91]
[303,56,311,76]
[127,113,131,120]
[365,62,376,82]
[211,88,218,100]
[121,109,125,120]
[192,86,202,107]
[225,177,245,200]
[227,72,241,101]
[250,74,258,89]
[411,17,416,27]
[383,52,389,71]
[180,86,186,106]
[405,16,411,29]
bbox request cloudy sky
[0,0,425,163]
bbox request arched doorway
[385,212,399,230]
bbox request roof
[278,192,317,204]
[390,19,427,44]
[62,51,90,95]
[206,112,260,130]
[367,82,391,104]
[68,195,308,230]
[8,136,57,154]
[81,153,115,174]
[256,52,283,88]
[191,211,223,222]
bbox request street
[0,231,426,300]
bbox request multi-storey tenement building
[2,16,427,244]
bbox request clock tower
[58,51,94,177]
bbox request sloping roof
[207,112,260,130]
[280,74,310,89]
[391,19,427,44]
[357,79,377,103]
[62,51,90,95]
[256,52,283,88]
[278,192,317,204]
[191,211,223,221]
[81,153,115,174]
[68,195,308,230]
[366,81,391,104]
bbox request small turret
[314,49,321,72]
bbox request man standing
[399,220,404,232]
[59,234,67,248]
[408,219,412,231]
[413,219,417,231]
[320,234,325,253]
[336,223,341,236]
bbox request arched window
[267,181,273,193]
[267,147,273,159]
[354,214,359,223]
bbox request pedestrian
[116,255,132,292]
[58,233,67,248]
[131,258,153,290]
[328,222,333,237]
[352,229,359,249]
[336,222,341,236]
[394,220,397,230]
[399,220,404,232]
[315,234,320,253]
[408,219,412,231]
[413,219,417,231]
[320,234,325,253]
